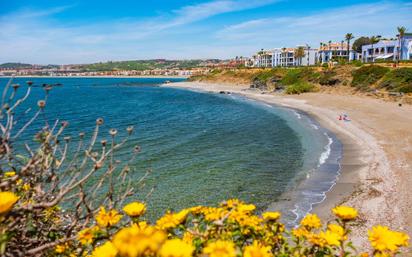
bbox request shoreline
[165,81,412,250]
[0,75,189,79]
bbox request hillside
[189,64,412,102]
[78,59,220,71]
[0,62,33,69]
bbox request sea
[0,77,341,226]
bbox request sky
[0,0,411,64]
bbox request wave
[319,133,333,166]
[292,110,302,119]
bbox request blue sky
[1,0,411,64]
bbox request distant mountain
[0,63,33,69]
[78,59,222,71]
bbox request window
[387,47,394,53]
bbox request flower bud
[109,129,117,137]
[127,126,134,135]
[96,118,104,125]
[37,100,46,109]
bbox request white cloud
[0,1,411,64]
[216,1,412,52]
[0,0,280,64]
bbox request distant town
[2,30,411,77]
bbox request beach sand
[166,81,412,251]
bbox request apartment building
[361,34,412,62]
[318,42,357,63]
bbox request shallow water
[0,77,340,222]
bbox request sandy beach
[166,81,412,250]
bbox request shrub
[253,68,285,83]
[379,68,412,93]
[0,80,141,255]
[285,81,315,94]
[351,65,390,90]
[350,60,364,67]
[281,68,316,85]
[318,71,339,86]
[57,199,409,256]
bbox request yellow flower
[0,191,19,214]
[203,240,236,257]
[332,206,358,221]
[4,171,16,177]
[189,206,203,214]
[243,241,273,257]
[368,226,409,252]
[300,214,321,229]
[96,207,122,227]
[158,239,194,257]
[78,226,100,245]
[222,199,243,209]
[55,243,68,253]
[307,233,326,247]
[327,224,346,241]
[156,209,189,230]
[201,207,227,221]
[229,211,261,229]
[262,212,281,221]
[22,183,31,191]
[91,241,118,257]
[237,203,256,213]
[292,227,309,238]
[182,231,194,244]
[123,202,146,217]
[112,225,166,257]
[319,230,341,246]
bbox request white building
[249,46,318,68]
[361,34,412,62]
[318,42,357,63]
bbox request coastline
[165,81,412,250]
[1,75,190,79]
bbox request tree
[352,37,371,53]
[370,36,381,63]
[294,46,306,66]
[397,26,407,61]
[345,33,355,61]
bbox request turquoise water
[0,77,341,223]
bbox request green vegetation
[191,64,412,95]
[0,62,33,69]
[281,68,317,85]
[379,68,412,93]
[252,68,285,83]
[352,36,371,53]
[79,60,211,71]
[285,81,315,94]
[318,71,339,86]
[351,65,390,90]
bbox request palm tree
[345,33,355,61]
[397,26,407,62]
[294,47,306,66]
[370,35,381,63]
